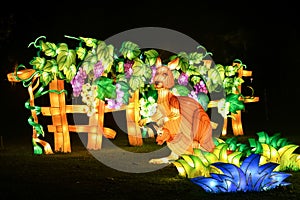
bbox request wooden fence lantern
[7,69,143,153]
[6,36,259,154]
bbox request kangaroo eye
[163,73,168,76]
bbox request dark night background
[1,1,300,140]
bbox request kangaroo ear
[155,57,162,67]
[167,57,179,70]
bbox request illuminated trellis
[7,35,258,154]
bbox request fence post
[87,99,104,150]
[230,64,259,136]
[126,89,143,146]
[49,78,71,152]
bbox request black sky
[1,1,300,137]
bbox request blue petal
[212,162,246,190]
[240,154,260,181]
[210,173,230,182]
[190,177,221,193]
[269,172,292,185]
[252,173,268,191]
[212,162,239,179]
[258,162,279,175]
[261,172,291,190]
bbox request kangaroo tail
[192,106,215,152]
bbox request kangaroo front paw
[149,157,169,164]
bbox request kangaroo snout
[154,81,161,85]
[153,66,174,89]
[154,81,163,89]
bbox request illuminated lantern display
[7,35,258,155]
[247,132,300,171]
[173,143,244,178]
[173,132,300,179]
[190,154,292,193]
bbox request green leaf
[223,77,234,92]
[197,92,210,111]
[176,53,189,72]
[79,37,98,48]
[198,65,208,76]
[96,76,116,100]
[172,84,190,96]
[96,41,114,72]
[215,64,225,80]
[277,138,290,148]
[257,131,270,144]
[57,71,65,80]
[145,88,158,102]
[188,52,203,65]
[208,68,222,85]
[172,70,180,80]
[233,77,244,87]
[132,58,152,79]
[64,64,77,83]
[225,137,238,145]
[225,65,237,77]
[43,60,58,74]
[116,73,127,83]
[186,65,200,76]
[226,93,245,113]
[144,49,159,66]
[76,46,87,60]
[40,40,57,57]
[57,49,76,71]
[129,75,144,90]
[33,144,43,155]
[80,51,98,74]
[56,43,68,54]
[177,52,188,60]
[190,76,201,85]
[120,41,141,60]
[206,68,223,92]
[40,71,53,86]
[237,143,250,155]
[248,138,262,154]
[29,57,46,70]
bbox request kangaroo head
[156,127,172,145]
[153,57,179,89]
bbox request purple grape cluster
[194,80,208,94]
[124,60,134,78]
[106,83,124,109]
[93,61,104,80]
[150,65,156,84]
[70,67,87,97]
[188,90,198,101]
[178,72,189,85]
